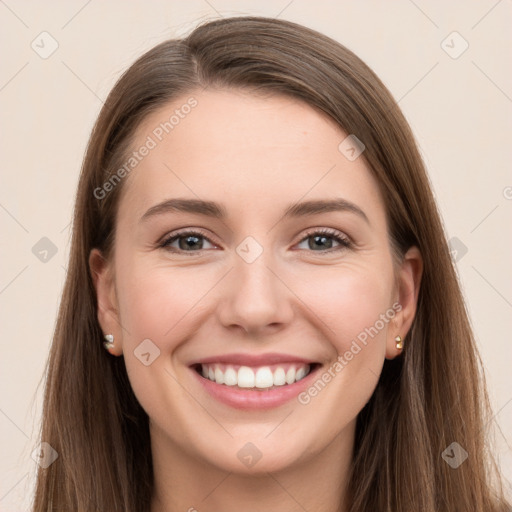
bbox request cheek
[296,262,395,356]
[115,259,210,344]
[113,261,210,440]
[290,263,395,444]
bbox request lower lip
[191,365,320,410]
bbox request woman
[32,16,510,512]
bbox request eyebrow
[140,197,369,224]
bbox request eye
[295,228,352,253]
[158,227,352,255]
[159,230,217,253]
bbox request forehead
[118,89,385,225]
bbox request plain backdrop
[1,0,511,508]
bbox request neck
[150,420,355,512]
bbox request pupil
[310,235,332,250]
[180,235,202,250]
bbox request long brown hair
[32,16,509,511]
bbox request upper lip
[190,352,316,367]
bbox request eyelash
[158,227,353,255]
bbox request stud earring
[103,334,114,350]
[395,335,403,350]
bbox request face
[91,88,420,474]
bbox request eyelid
[297,226,351,244]
[159,227,214,244]
[159,226,353,254]
[294,227,353,251]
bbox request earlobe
[385,246,423,359]
[89,248,123,356]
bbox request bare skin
[90,88,422,512]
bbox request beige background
[1,0,511,508]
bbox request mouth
[191,362,320,391]
[188,354,322,409]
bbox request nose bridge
[236,245,277,297]
[216,236,293,333]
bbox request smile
[189,353,321,409]
[198,363,312,390]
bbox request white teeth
[273,367,286,386]
[255,367,273,388]
[199,363,311,389]
[214,367,224,384]
[285,367,296,385]
[224,367,237,386]
[237,366,255,388]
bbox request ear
[385,246,423,359]
[89,248,123,356]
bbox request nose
[216,250,294,337]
